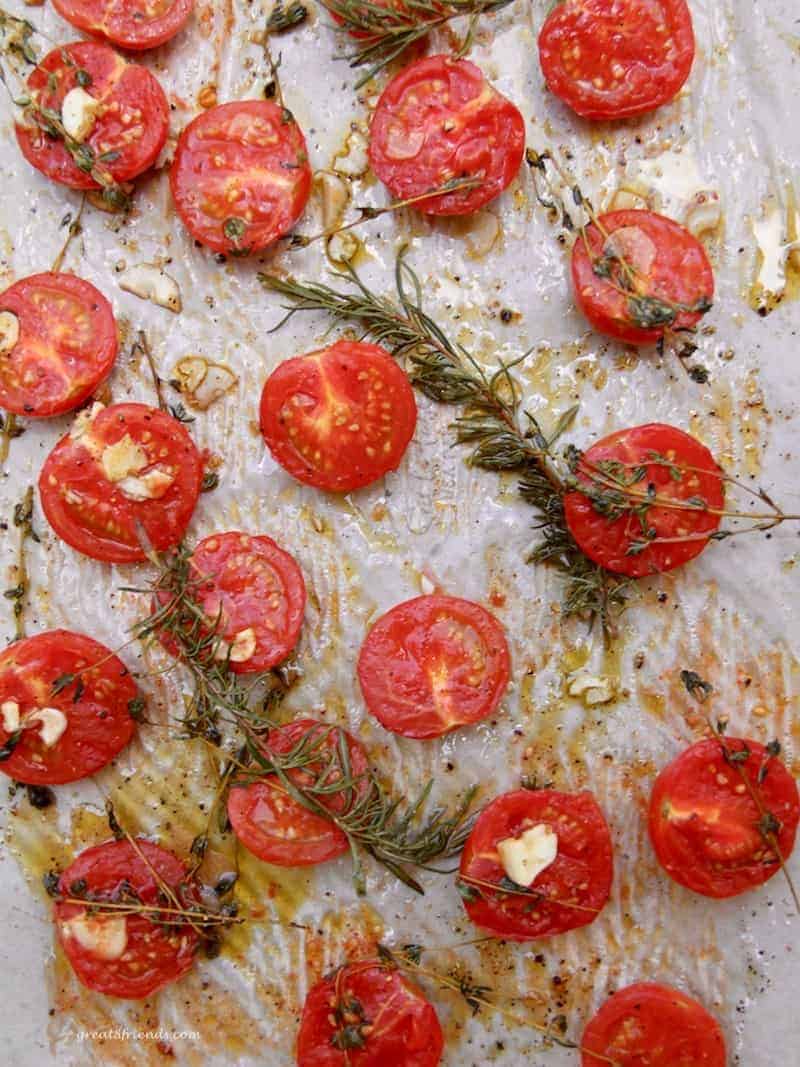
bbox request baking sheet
[1,0,799,1063]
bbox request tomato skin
[459,789,613,941]
[157,532,306,674]
[581,982,727,1067]
[0,630,137,785]
[228,719,369,867]
[369,55,526,216]
[648,737,800,899]
[39,402,203,564]
[357,595,510,739]
[260,340,417,493]
[296,961,444,1067]
[563,423,725,578]
[0,273,117,417]
[52,0,194,52]
[170,101,312,254]
[571,210,714,344]
[55,839,199,1000]
[15,42,169,190]
[539,0,695,121]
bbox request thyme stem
[323,0,516,88]
[6,486,36,641]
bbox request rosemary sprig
[237,724,478,894]
[680,670,799,914]
[4,486,38,641]
[323,0,515,88]
[259,253,627,633]
[125,543,289,736]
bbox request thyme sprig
[526,149,713,374]
[4,486,38,641]
[288,175,483,249]
[375,946,621,1063]
[457,872,601,915]
[259,253,628,633]
[235,723,478,894]
[0,13,131,212]
[568,451,800,554]
[680,670,799,914]
[323,0,515,88]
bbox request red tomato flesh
[228,719,369,867]
[563,423,725,577]
[357,595,510,739]
[369,55,526,215]
[571,210,714,344]
[157,531,306,673]
[296,961,444,1067]
[260,340,417,493]
[539,0,696,121]
[55,838,199,999]
[39,402,203,564]
[16,42,169,190]
[53,0,194,51]
[581,982,727,1066]
[170,100,312,254]
[0,273,117,417]
[648,736,800,899]
[0,630,137,785]
[459,789,613,940]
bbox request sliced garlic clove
[465,211,500,259]
[116,467,175,501]
[101,434,148,482]
[685,190,722,237]
[173,356,237,411]
[568,671,616,706]
[333,128,369,178]
[24,706,68,747]
[0,310,20,355]
[315,170,350,231]
[214,628,256,664]
[61,87,100,143]
[61,913,128,960]
[497,824,558,887]
[1,699,20,733]
[119,263,182,312]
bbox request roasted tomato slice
[15,41,169,190]
[563,423,725,578]
[581,982,727,1066]
[0,630,137,786]
[156,531,306,674]
[170,100,312,255]
[648,736,800,899]
[228,719,369,867]
[55,838,200,999]
[357,594,510,739]
[296,961,444,1067]
[260,340,417,493]
[38,402,203,564]
[368,54,526,215]
[0,272,117,417]
[539,0,695,120]
[52,0,194,51]
[571,210,714,344]
[458,789,613,941]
